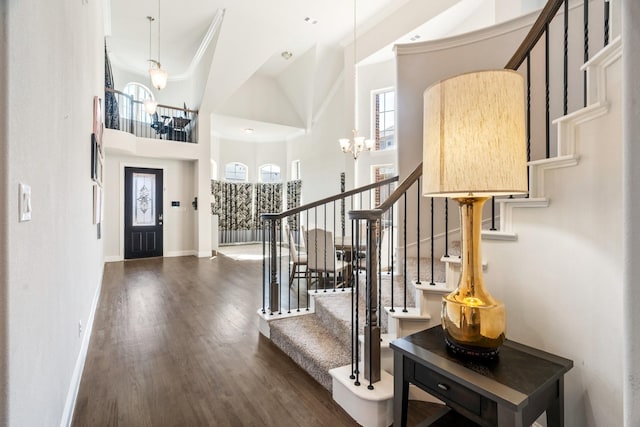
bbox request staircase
[257,1,620,425]
[260,254,454,425]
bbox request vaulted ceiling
[105,0,537,142]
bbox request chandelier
[339,131,373,160]
[338,0,373,160]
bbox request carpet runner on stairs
[269,312,350,391]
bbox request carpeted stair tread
[269,314,351,391]
[313,293,354,349]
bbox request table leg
[546,379,565,427]
[497,406,524,427]
[393,352,409,427]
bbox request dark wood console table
[390,326,573,427]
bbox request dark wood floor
[72,253,438,426]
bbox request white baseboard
[166,250,197,257]
[59,263,104,427]
[106,250,200,262]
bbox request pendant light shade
[149,65,168,91]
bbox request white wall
[622,2,640,425]
[5,0,105,425]
[287,82,349,205]
[483,48,623,426]
[217,74,304,129]
[103,153,196,261]
[0,0,8,421]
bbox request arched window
[121,82,155,124]
[224,162,248,182]
[259,164,281,183]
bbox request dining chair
[305,228,351,288]
[284,224,307,287]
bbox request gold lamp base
[442,296,505,358]
[441,197,506,359]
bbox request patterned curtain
[104,44,119,130]
[286,180,302,231]
[255,183,283,233]
[211,180,255,243]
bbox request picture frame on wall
[93,96,103,155]
[91,132,104,185]
[93,184,101,225]
[91,133,98,182]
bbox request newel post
[349,209,382,386]
[261,213,280,314]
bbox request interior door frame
[118,161,167,261]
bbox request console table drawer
[414,364,481,415]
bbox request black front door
[124,167,163,259]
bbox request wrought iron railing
[260,176,398,315]
[104,88,199,143]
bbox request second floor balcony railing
[104,87,199,143]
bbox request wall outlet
[78,320,83,337]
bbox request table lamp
[422,70,527,357]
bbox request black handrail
[264,175,399,221]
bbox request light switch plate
[19,183,32,222]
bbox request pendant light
[148,0,168,91]
[338,0,374,160]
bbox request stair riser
[388,317,436,338]
[269,326,334,391]
[314,294,352,348]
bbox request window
[373,165,395,207]
[373,89,395,150]
[224,162,248,182]
[259,164,281,183]
[121,82,155,124]
[291,160,301,180]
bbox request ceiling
[106,0,414,81]
[105,0,529,142]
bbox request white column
[623,1,640,425]
[195,111,212,257]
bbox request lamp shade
[422,70,527,198]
